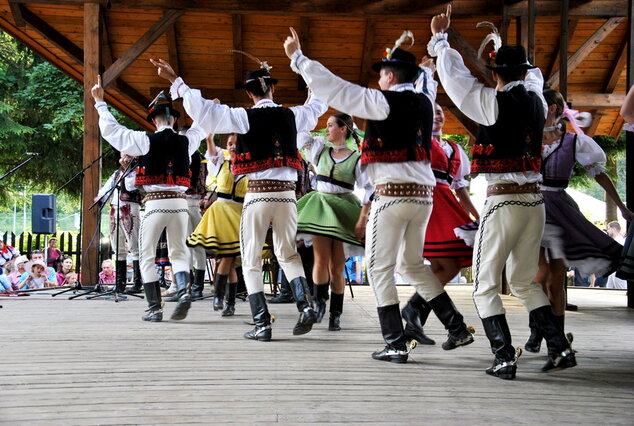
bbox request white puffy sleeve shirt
[290,50,436,187]
[430,33,546,185]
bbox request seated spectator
[46,238,62,269]
[29,250,58,284]
[607,221,625,245]
[7,256,28,290]
[0,269,12,293]
[20,260,57,289]
[0,240,20,274]
[65,272,79,286]
[98,259,116,285]
[56,256,75,285]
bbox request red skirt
[423,183,473,267]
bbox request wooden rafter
[7,0,631,18]
[102,9,183,88]
[358,18,376,87]
[604,36,628,93]
[567,93,625,108]
[297,17,310,90]
[436,94,478,138]
[447,27,495,87]
[8,0,25,27]
[231,14,242,89]
[547,17,624,89]
[547,18,577,80]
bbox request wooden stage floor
[1,285,633,425]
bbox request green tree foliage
[0,31,132,205]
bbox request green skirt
[296,191,362,246]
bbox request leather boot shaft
[143,281,162,311]
[377,303,407,351]
[289,276,313,312]
[481,314,515,361]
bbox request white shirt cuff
[170,77,186,100]
[427,32,449,57]
[290,49,305,73]
[94,101,107,110]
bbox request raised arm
[284,27,390,121]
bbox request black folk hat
[371,47,420,79]
[238,68,279,92]
[147,91,180,123]
[486,45,537,71]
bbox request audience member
[7,256,28,290]
[0,240,20,274]
[29,250,58,284]
[19,260,57,289]
[607,221,625,245]
[56,256,75,285]
[98,259,116,285]
[46,238,62,269]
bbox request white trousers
[472,192,551,318]
[109,203,140,261]
[240,191,304,295]
[366,195,444,307]
[138,198,190,283]
[187,198,207,271]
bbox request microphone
[25,152,42,156]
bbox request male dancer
[152,57,327,340]
[284,28,472,363]
[91,77,206,322]
[95,152,143,294]
[427,5,575,378]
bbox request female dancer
[401,102,479,349]
[187,133,247,316]
[296,113,372,331]
[525,89,634,352]
[56,256,75,285]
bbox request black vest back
[361,90,432,164]
[232,107,302,175]
[135,129,191,187]
[472,85,544,174]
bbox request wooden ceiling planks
[0,0,630,136]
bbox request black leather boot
[269,273,294,303]
[115,260,127,293]
[222,282,237,317]
[126,260,144,294]
[191,269,206,300]
[401,292,436,345]
[428,292,474,350]
[213,274,228,311]
[328,292,344,331]
[530,306,577,372]
[372,304,409,363]
[141,281,163,322]
[524,313,543,353]
[313,283,329,323]
[171,271,192,321]
[289,276,317,335]
[244,292,272,341]
[482,314,520,380]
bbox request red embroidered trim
[232,156,302,175]
[471,156,541,174]
[360,146,429,165]
[471,144,495,156]
[135,175,191,186]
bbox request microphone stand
[0,155,38,181]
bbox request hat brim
[239,78,279,90]
[371,60,420,74]
[486,63,537,71]
[146,107,180,123]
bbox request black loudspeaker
[32,194,56,234]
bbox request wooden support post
[297,17,310,90]
[560,0,569,97]
[626,0,634,308]
[81,2,101,285]
[231,14,243,89]
[527,0,536,64]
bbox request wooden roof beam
[447,27,495,87]
[231,14,243,89]
[436,93,478,138]
[101,9,183,88]
[358,18,376,87]
[297,17,310,91]
[604,36,628,93]
[547,17,624,89]
[547,18,578,81]
[8,0,630,17]
[567,93,625,108]
[8,1,25,27]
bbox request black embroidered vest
[135,129,191,187]
[360,90,432,165]
[472,85,544,174]
[232,107,302,175]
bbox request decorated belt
[142,191,187,203]
[486,183,540,197]
[247,180,296,193]
[374,183,434,198]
